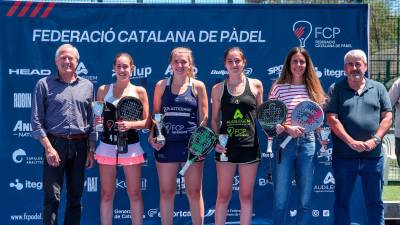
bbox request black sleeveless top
[217,77,260,163]
[100,102,139,145]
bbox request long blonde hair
[276,47,326,104]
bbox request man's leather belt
[49,133,88,140]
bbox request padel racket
[279,100,324,161]
[116,96,143,154]
[257,100,287,181]
[179,126,217,176]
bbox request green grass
[383,184,400,201]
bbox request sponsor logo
[9,68,51,76]
[267,65,344,79]
[233,109,243,119]
[76,62,98,83]
[292,20,352,48]
[12,149,26,163]
[84,177,98,192]
[315,67,323,78]
[314,172,335,193]
[9,179,42,191]
[14,93,31,108]
[317,147,332,165]
[164,65,198,76]
[146,209,191,218]
[13,120,32,138]
[232,175,240,191]
[324,172,335,185]
[112,66,152,79]
[204,209,216,217]
[148,209,158,218]
[209,68,253,76]
[76,62,88,75]
[293,21,313,47]
[258,177,273,186]
[11,148,42,165]
[312,210,320,217]
[323,68,345,78]
[290,209,297,217]
[115,178,147,191]
[267,64,283,76]
[323,210,330,217]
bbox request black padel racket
[278,100,324,162]
[179,126,217,176]
[257,100,287,181]
[116,96,143,154]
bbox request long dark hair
[276,47,326,104]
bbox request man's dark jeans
[43,134,88,225]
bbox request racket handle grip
[267,138,273,153]
[179,162,191,176]
[280,136,292,150]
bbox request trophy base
[220,154,228,162]
[95,125,104,132]
[155,136,165,145]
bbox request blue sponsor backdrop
[0,2,368,225]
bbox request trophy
[153,113,166,145]
[320,127,331,152]
[218,134,229,162]
[92,101,105,132]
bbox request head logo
[76,62,88,75]
[323,172,335,185]
[12,149,26,163]
[290,210,297,217]
[9,179,23,190]
[293,21,313,47]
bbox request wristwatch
[372,135,381,145]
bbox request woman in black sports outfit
[211,47,264,225]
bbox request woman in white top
[94,52,149,225]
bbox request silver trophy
[320,127,331,152]
[218,134,229,162]
[92,101,105,132]
[153,113,166,145]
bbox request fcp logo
[293,21,312,47]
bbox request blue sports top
[161,77,198,142]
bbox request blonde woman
[148,47,208,225]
